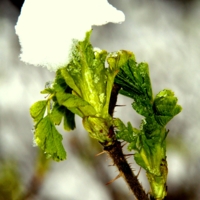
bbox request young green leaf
[153,89,182,126]
[63,109,75,131]
[114,59,153,117]
[114,54,181,200]
[40,88,54,94]
[114,118,141,151]
[50,103,64,125]
[34,115,67,161]
[53,70,73,105]
[50,103,76,131]
[62,93,91,108]
[30,100,47,123]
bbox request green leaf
[40,88,54,94]
[61,33,134,118]
[62,93,91,107]
[134,152,149,171]
[63,109,76,131]
[114,118,140,151]
[67,107,84,118]
[53,69,73,105]
[34,115,66,161]
[62,93,97,116]
[62,31,100,105]
[50,103,76,130]
[30,100,47,123]
[113,53,182,200]
[50,103,63,125]
[53,69,97,117]
[114,58,153,117]
[153,89,182,126]
[61,68,81,97]
[103,50,135,115]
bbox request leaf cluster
[114,55,182,199]
[114,55,182,147]
[114,56,182,166]
[30,70,76,161]
[29,32,136,159]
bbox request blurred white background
[0,0,200,199]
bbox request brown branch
[100,83,149,200]
[103,129,148,200]
[109,83,121,116]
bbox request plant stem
[101,83,149,200]
[103,136,148,200]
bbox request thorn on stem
[115,104,126,107]
[95,151,106,157]
[130,167,135,171]
[128,162,133,166]
[136,167,142,178]
[124,153,135,157]
[108,163,115,167]
[106,173,121,185]
[121,142,128,148]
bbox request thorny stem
[103,137,148,200]
[101,83,148,200]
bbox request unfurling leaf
[114,58,153,117]
[153,89,182,126]
[114,118,140,151]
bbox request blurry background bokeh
[0,0,200,199]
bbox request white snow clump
[15,0,125,71]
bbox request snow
[15,0,125,71]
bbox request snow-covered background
[0,0,200,199]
